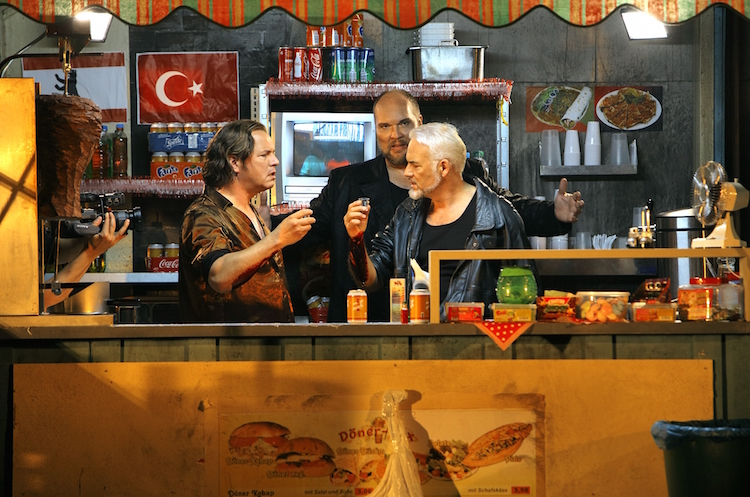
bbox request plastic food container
[407,46,486,81]
[631,302,677,322]
[492,303,537,322]
[576,291,630,322]
[445,302,485,322]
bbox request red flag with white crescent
[136,52,239,124]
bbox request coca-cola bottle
[91,125,110,179]
[112,123,129,178]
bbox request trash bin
[652,420,750,496]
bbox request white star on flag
[189,81,203,96]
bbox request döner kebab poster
[526,85,663,132]
[212,395,544,496]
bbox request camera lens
[112,206,141,232]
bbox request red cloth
[474,321,533,351]
[136,52,239,124]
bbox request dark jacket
[305,155,568,323]
[364,176,530,320]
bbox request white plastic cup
[540,130,562,166]
[563,130,581,166]
[584,122,601,165]
[530,236,547,250]
[550,235,568,249]
[609,133,630,165]
[576,231,592,249]
[585,121,601,145]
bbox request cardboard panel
[13,359,713,496]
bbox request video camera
[55,192,142,237]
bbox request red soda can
[308,47,323,83]
[278,47,294,81]
[292,47,308,81]
[306,26,320,46]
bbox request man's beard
[408,167,442,200]
[382,140,408,166]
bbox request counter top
[0,318,748,340]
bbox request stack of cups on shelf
[564,130,580,166]
[584,121,601,166]
[417,22,456,46]
[609,133,631,165]
[540,130,561,166]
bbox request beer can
[330,47,346,83]
[278,47,294,81]
[164,243,179,258]
[347,289,368,323]
[292,46,308,81]
[147,244,164,258]
[409,288,430,324]
[345,48,359,83]
[341,20,352,47]
[307,47,323,83]
[359,48,375,83]
[306,25,320,47]
[352,14,364,47]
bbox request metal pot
[407,46,486,81]
[655,209,710,298]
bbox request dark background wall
[127,5,718,267]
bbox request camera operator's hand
[87,211,130,257]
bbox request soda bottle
[112,123,129,178]
[91,125,110,179]
[473,150,488,173]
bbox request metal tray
[407,46,487,82]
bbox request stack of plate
[415,22,455,46]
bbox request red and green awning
[1,0,747,27]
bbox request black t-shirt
[389,182,409,213]
[417,193,477,302]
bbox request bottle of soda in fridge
[91,125,110,179]
[112,123,129,178]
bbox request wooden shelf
[262,80,512,101]
[427,248,750,323]
[540,164,637,176]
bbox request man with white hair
[344,123,528,319]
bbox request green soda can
[359,48,375,83]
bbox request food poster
[594,86,663,131]
[216,404,542,496]
[526,86,596,132]
[527,85,663,133]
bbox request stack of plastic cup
[584,122,601,166]
[564,130,581,166]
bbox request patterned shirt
[179,186,294,323]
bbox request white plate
[596,88,662,131]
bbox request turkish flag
[136,52,239,124]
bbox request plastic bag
[369,390,424,497]
[652,419,750,450]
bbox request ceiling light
[75,10,113,43]
[621,10,668,40]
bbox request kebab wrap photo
[560,86,592,130]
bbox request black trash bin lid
[652,419,750,450]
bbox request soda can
[341,20,352,47]
[328,24,342,46]
[147,244,164,258]
[352,14,364,47]
[347,289,368,323]
[359,48,375,83]
[292,47,308,81]
[409,288,430,324]
[164,243,179,258]
[330,47,346,83]
[345,48,359,83]
[278,47,294,81]
[306,25,320,47]
[307,47,323,83]
[319,26,329,47]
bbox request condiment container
[496,266,537,304]
[677,277,721,321]
[445,302,484,322]
[492,303,536,322]
[630,302,677,322]
[409,288,430,324]
[576,291,630,322]
[346,289,367,323]
[719,273,744,321]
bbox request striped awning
[1,0,746,27]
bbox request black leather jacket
[305,155,567,322]
[363,176,531,320]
